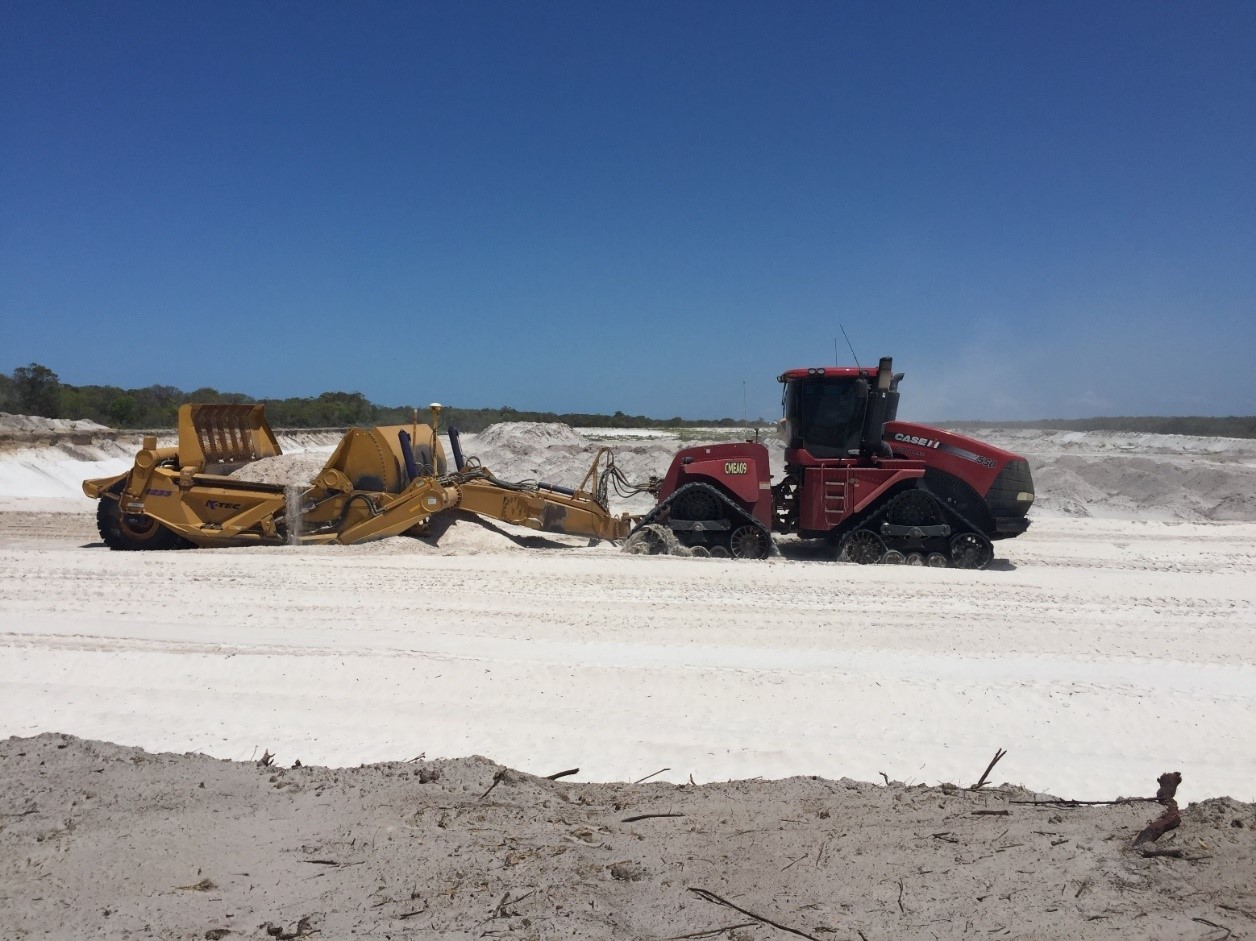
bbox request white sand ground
[1,415,1254,801]
[1,510,1253,802]
[2,417,1255,938]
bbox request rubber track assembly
[625,482,777,559]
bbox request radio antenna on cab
[839,325,862,371]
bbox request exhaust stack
[859,356,894,460]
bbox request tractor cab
[779,360,902,463]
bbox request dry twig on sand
[662,923,757,940]
[545,768,579,780]
[174,878,216,891]
[492,890,536,918]
[479,768,507,800]
[688,887,824,941]
[1010,797,1157,807]
[1134,772,1183,847]
[971,747,1007,789]
[633,767,670,784]
[622,812,685,823]
[1192,916,1233,940]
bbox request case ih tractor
[630,357,1034,568]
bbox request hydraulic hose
[397,430,420,480]
[448,426,466,472]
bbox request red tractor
[632,357,1034,568]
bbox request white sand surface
[1,511,1253,802]
[1,421,1255,803]
[0,412,111,433]
[2,419,1256,938]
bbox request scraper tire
[96,495,186,551]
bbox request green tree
[108,394,138,426]
[12,363,61,418]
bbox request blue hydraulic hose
[397,430,420,480]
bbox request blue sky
[3,2,1253,421]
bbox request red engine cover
[883,420,1021,497]
[656,442,773,528]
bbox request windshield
[784,378,865,457]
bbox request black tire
[96,496,185,551]
[950,532,994,570]
[841,529,884,564]
[729,524,771,560]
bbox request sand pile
[272,430,345,452]
[458,423,679,515]
[959,428,1256,522]
[0,412,111,434]
[464,422,700,510]
[3,734,1252,940]
[979,427,1256,459]
[0,438,139,501]
[462,422,604,483]
[1028,454,1256,521]
[474,420,588,449]
[229,452,329,488]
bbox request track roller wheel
[906,552,924,566]
[729,524,771,560]
[950,532,994,570]
[840,529,884,564]
[709,545,730,559]
[881,550,906,564]
[926,552,949,568]
[689,545,711,558]
[96,497,185,551]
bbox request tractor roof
[776,366,874,382]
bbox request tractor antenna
[840,325,862,371]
